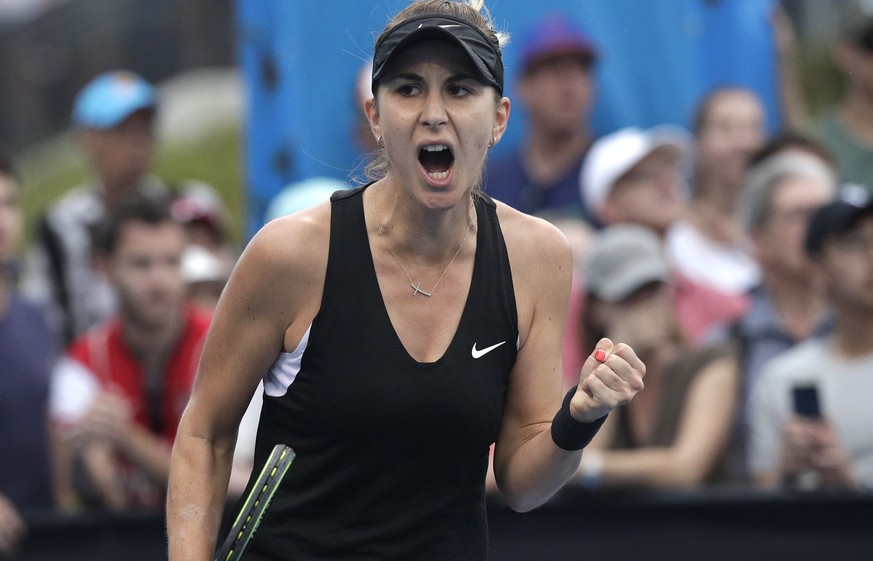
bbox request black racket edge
[224,448,295,559]
[213,444,296,561]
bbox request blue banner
[236,0,779,237]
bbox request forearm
[167,432,235,561]
[495,424,582,512]
[582,448,711,489]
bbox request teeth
[427,170,450,179]
[422,144,449,152]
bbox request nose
[420,90,448,129]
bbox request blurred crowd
[3,0,873,556]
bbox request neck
[833,306,873,358]
[122,310,185,373]
[762,270,827,339]
[374,181,474,264]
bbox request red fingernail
[594,349,606,362]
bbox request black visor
[371,14,504,95]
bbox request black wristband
[550,385,608,451]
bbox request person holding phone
[747,190,873,490]
[166,1,645,559]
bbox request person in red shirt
[49,194,211,511]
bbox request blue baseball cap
[519,13,597,75]
[72,70,157,129]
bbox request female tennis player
[167,1,645,559]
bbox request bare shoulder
[493,201,572,275]
[229,200,332,323]
[247,201,331,273]
[493,201,573,344]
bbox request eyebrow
[383,71,484,86]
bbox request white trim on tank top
[263,323,312,397]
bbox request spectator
[170,180,237,312]
[21,70,171,344]
[582,125,690,237]
[747,130,835,170]
[748,190,873,490]
[179,244,231,313]
[49,195,211,511]
[570,225,738,489]
[725,145,837,479]
[665,86,767,296]
[485,12,597,220]
[812,1,873,192]
[575,125,747,349]
[0,153,56,555]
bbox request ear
[364,97,381,145]
[490,96,511,146]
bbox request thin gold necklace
[374,186,473,297]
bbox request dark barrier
[15,488,873,561]
[489,487,873,561]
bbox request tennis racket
[214,444,296,561]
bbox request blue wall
[236,0,778,237]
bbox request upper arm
[492,211,573,473]
[670,354,739,475]
[179,208,329,442]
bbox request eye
[395,83,421,97]
[447,83,472,97]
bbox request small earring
[488,136,496,148]
[377,135,384,148]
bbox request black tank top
[245,185,518,560]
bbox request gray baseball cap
[584,224,671,302]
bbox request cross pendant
[411,282,432,297]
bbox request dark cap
[372,13,504,95]
[519,12,596,75]
[805,185,873,255]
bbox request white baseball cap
[581,125,691,216]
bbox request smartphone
[791,384,821,418]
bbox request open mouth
[419,144,454,180]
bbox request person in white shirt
[748,189,873,489]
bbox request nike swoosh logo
[471,341,506,359]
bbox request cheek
[113,268,144,296]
